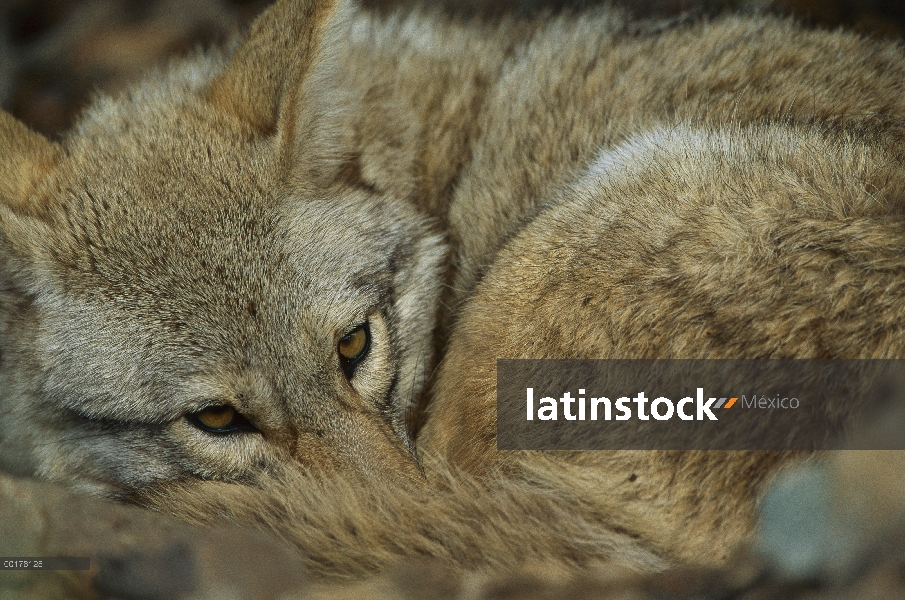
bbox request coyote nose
[292,407,423,483]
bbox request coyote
[2,0,905,578]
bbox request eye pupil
[338,323,370,378]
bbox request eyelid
[340,301,383,332]
[338,308,376,340]
[340,323,363,339]
[184,399,227,414]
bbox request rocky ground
[2,1,905,598]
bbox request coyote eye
[188,405,254,434]
[338,322,370,378]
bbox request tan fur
[1,0,905,581]
[0,111,63,211]
[423,122,905,563]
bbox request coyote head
[0,0,444,498]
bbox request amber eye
[188,405,254,434]
[338,322,370,378]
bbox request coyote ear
[0,111,60,295]
[0,110,62,215]
[206,0,350,134]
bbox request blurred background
[0,0,904,139]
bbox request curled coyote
[2,0,905,578]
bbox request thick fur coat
[2,0,905,579]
